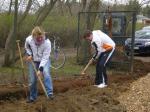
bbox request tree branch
[18,0,33,26]
[34,0,58,26]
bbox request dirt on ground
[0,74,130,112]
[118,73,150,112]
[0,59,150,112]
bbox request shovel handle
[81,59,93,74]
[31,61,49,99]
[16,40,28,97]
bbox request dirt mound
[133,60,150,74]
[0,75,94,100]
[0,86,126,112]
[0,60,150,112]
[118,73,150,112]
[0,73,142,112]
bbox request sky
[0,0,149,12]
[103,0,127,4]
[103,0,150,5]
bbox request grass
[0,56,96,84]
[51,57,95,77]
[0,66,23,84]
[0,62,22,75]
[0,49,131,84]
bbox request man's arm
[92,42,101,60]
[92,42,98,60]
[39,40,51,72]
[25,38,32,56]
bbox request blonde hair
[31,26,45,37]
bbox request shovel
[81,58,93,75]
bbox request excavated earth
[0,60,150,112]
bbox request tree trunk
[18,0,33,26]
[8,0,13,15]
[4,29,14,66]
[66,0,72,16]
[4,0,32,66]
[58,0,64,16]
[4,0,19,66]
[3,0,57,66]
[34,0,58,26]
[77,0,100,64]
[81,0,87,12]
[12,0,18,64]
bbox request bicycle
[48,35,66,69]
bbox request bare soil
[0,74,130,112]
[0,59,150,112]
[118,73,150,112]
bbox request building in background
[137,15,150,25]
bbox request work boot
[26,99,35,103]
[48,94,54,100]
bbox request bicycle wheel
[50,47,66,69]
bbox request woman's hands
[37,70,42,77]
[25,56,32,62]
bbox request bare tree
[4,0,33,66]
[34,0,58,26]
[77,0,101,64]
[126,0,150,12]
[4,0,18,66]
[8,0,13,15]
[18,0,33,25]
[139,0,150,7]
[56,0,65,15]
[4,0,59,66]
[65,0,73,16]
[81,0,87,11]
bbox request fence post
[76,12,80,63]
[130,12,136,73]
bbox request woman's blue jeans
[28,60,53,100]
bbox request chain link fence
[76,11,136,72]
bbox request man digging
[25,26,54,103]
[83,30,115,88]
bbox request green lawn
[0,57,96,84]
[51,57,95,77]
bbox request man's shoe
[97,84,107,88]
[26,99,35,103]
[93,85,98,87]
[48,94,54,100]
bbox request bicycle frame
[49,35,66,69]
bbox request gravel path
[118,73,150,112]
[134,56,150,62]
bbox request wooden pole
[31,61,49,99]
[16,40,28,97]
[81,59,93,75]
